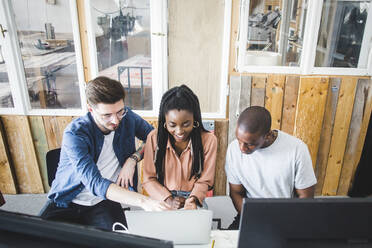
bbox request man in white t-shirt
[225,106,317,229]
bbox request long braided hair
[154,85,208,185]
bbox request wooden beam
[337,79,371,195]
[29,116,50,192]
[0,119,17,194]
[281,75,300,135]
[294,77,329,169]
[314,78,341,195]
[265,74,285,130]
[1,116,44,193]
[349,79,372,191]
[214,120,229,195]
[322,77,358,196]
[228,0,240,74]
[76,0,91,82]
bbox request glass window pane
[12,0,81,109]
[315,1,370,68]
[245,0,307,66]
[0,45,15,108]
[91,0,152,110]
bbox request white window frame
[0,0,27,115]
[237,0,372,76]
[0,0,87,116]
[85,0,168,118]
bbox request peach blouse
[142,129,217,204]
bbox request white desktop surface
[174,230,239,248]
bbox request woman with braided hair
[142,85,217,210]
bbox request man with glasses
[40,76,170,230]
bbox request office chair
[46,148,61,187]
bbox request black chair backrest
[46,148,61,187]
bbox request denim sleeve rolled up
[47,110,153,208]
[64,131,112,199]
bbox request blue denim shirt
[48,108,153,208]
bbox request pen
[211,239,215,248]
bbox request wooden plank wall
[228,74,372,196]
[0,74,370,196]
[0,116,229,196]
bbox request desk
[175,230,239,248]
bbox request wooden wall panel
[251,76,266,107]
[265,75,285,130]
[43,116,72,149]
[314,78,341,195]
[322,77,358,195]
[0,120,17,194]
[281,76,300,135]
[349,79,372,189]
[228,75,242,144]
[228,75,252,144]
[337,79,371,195]
[239,76,252,113]
[29,116,50,192]
[214,120,229,195]
[1,116,44,193]
[294,77,329,168]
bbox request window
[85,0,167,117]
[315,1,371,68]
[0,0,86,116]
[237,0,372,75]
[238,0,307,71]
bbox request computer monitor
[238,198,372,248]
[0,210,173,248]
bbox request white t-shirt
[225,130,317,198]
[72,131,121,206]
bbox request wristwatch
[130,153,140,163]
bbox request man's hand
[116,158,136,188]
[164,196,186,209]
[184,196,197,210]
[142,197,171,211]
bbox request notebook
[125,209,213,245]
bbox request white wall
[12,0,74,34]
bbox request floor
[0,194,237,229]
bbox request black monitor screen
[238,198,372,248]
[0,210,173,248]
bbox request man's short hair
[86,76,125,106]
[237,106,271,135]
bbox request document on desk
[174,230,238,248]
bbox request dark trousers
[39,199,127,231]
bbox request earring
[163,123,167,129]
[193,121,200,128]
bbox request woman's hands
[184,196,198,210]
[164,196,186,209]
[164,195,199,210]
[116,157,137,188]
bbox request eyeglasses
[94,107,128,122]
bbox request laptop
[125,209,213,245]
